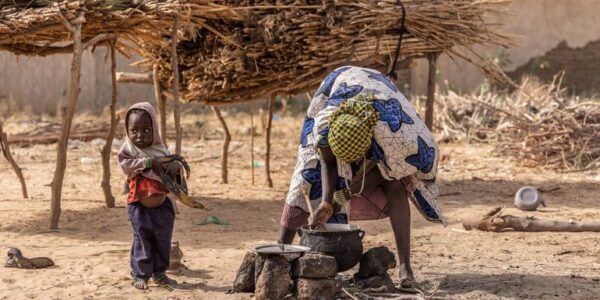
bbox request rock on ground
[291,251,337,279]
[354,273,396,293]
[232,251,257,293]
[357,246,397,278]
[296,278,338,300]
[255,255,291,300]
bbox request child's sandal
[153,272,177,285]
[131,276,149,290]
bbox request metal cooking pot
[298,224,365,272]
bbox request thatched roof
[137,0,515,106]
[0,0,182,56]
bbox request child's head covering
[328,96,379,163]
[121,102,169,159]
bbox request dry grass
[138,0,514,105]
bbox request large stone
[295,278,338,300]
[255,255,291,300]
[232,251,257,293]
[356,246,397,278]
[254,253,267,287]
[291,251,338,279]
[354,273,396,293]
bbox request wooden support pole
[100,40,118,208]
[211,107,231,184]
[50,11,85,229]
[153,65,168,147]
[425,53,440,130]
[171,16,182,155]
[0,123,28,198]
[250,109,255,185]
[264,94,275,188]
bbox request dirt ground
[0,112,599,300]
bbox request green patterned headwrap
[328,95,380,163]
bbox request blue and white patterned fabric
[286,66,446,225]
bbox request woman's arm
[309,146,338,227]
[319,146,338,206]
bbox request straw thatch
[0,0,182,56]
[137,0,514,105]
[435,75,600,171]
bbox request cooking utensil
[253,244,311,255]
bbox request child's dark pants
[128,197,175,278]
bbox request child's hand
[166,162,181,176]
[151,158,165,176]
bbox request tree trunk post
[0,123,28,198]
[265,94,275,188]
[211,107,231,184]
[100,40,118,208]
[50,12,85,229]
[425,52,440,130]
[171,16,182,155]
[250,109,255,185]
[153,65,168,146]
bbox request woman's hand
[309,201,333,228]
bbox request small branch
[211,107,231,184]
[264,94,275,188]
[83,33,118,50]
[0,123,28,198]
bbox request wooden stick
[116,72,152,84]
[50,11,84,229]
[250,109,255,185]
[463,206,600,232]
[211,106,231,184]
[264,94,275,188]
[425,52,440,130]
[100,40,118,208]
[170,15,182,155]
[153,65,168,147]
[0,122,28,198]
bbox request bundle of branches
[138,0,513,105]
[435,75,600,171]
[0,0,183,56]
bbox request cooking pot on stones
[299,224,365,272]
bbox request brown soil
[0,112,599,299]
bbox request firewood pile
[137,0,514,105]
[435,75,600,171]
[0,0,182,56]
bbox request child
[118,102,180,290]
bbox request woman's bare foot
[132,276,149,290]
[397,263,418,293]
[153,272,177,285]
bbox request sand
[0,112,599,299]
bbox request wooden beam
[264,94,275,188]
[0,122,28,199]
[171,16,182,155]
[100,41,118,208]
[50,11,85,229]
[211,107,231,184]
[425,53,440,130]
[116,72,152,84]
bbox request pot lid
[253,244,311,255]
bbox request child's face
[127,112,153,148]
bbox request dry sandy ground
[0,112,599,299]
